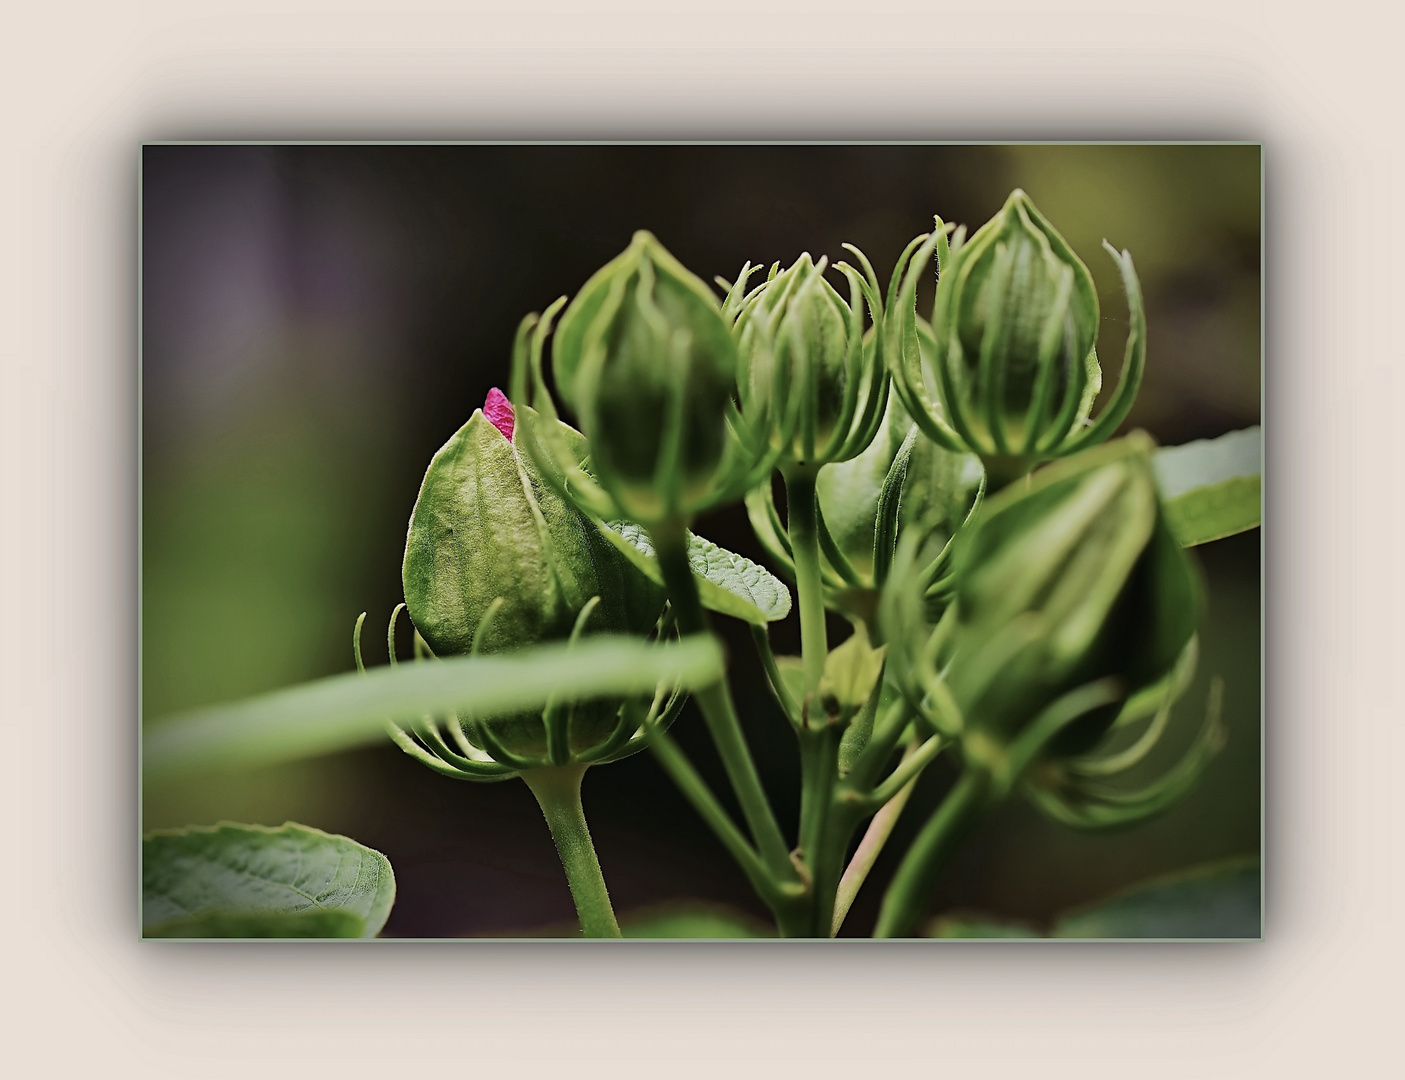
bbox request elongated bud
[552,231,738,524]
[735,253,881,467]
[891,191,1147,488]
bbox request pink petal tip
[484,387,515,441]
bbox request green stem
[797,722,844,937]
[873,767,994,938]
[783,465,828,692]
[521,764,621,938]
[648,520,795,882]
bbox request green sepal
[732,252,887,468]
[892,193,1148,479]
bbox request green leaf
[600,521,792,624]
[144,634,725,778]
[143,822,396,939]
[1153,426,1261,546]
[1052,857,1260,939]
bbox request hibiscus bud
[404,389,663,656]
[945,431,1199,754]
[880,433,1200,764]
[552,231,738,524]
[399,390,665,760]
[735,253,877,467]
[894,190,1147,488]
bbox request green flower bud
[552,231,739,524]
[890,191,1147,488]
[948,432,1198,749]
[883,433,1199,761]
[399,389,665,762]
[734,253,882,467]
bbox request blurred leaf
[144,635,724,779]
[927,915,1041,939]
[601,521,792,623]
[819,623,887,713]
[775,656,807,706]
[619,904,773,938]
[1052,857,1260,938]
[142,822,395,939]
[1153,427,1261,546]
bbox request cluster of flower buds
[887,190,1148,488]
[881,433,1223,827]
[359,389,682,780]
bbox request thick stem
[521,764,621,938]
[783,465,829,692]
[873,767,994,938]
[648,520,795,881]
[797,722,844,937]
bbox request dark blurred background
[140,144,1261,936]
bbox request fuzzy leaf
[142,822,395,939]
[600,522,792,624]
[1153,426,1261,546]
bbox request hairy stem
[521,764,620,938]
